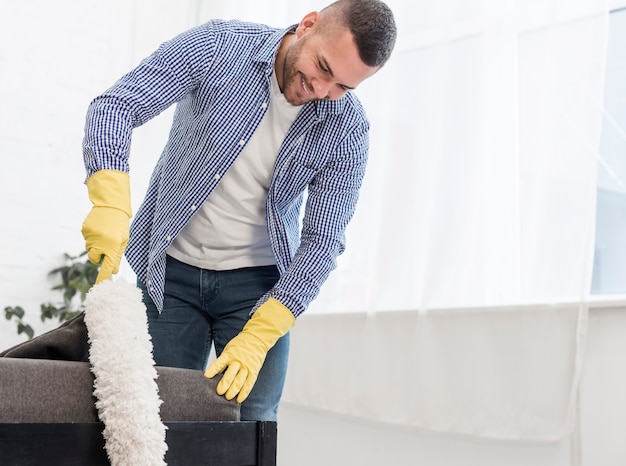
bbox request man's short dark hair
[324,0,397,68]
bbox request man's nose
[312,77,333,100]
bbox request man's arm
[267,117,370,317]
[81,23,217,278]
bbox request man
[81,0,396,421]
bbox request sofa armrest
[0,358,238,423]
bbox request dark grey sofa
[0,355,276,465]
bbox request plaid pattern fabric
[83,19,370,316]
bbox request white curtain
[278,0,609,441]
[309,0,608,313]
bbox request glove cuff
[243,298,295,349]
[86,170,132,217]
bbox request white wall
[276,304,626,465]
[0,0,186,345]
[579,305,626,465]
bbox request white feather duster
[84,279,168,466]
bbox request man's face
[280,13,378,106]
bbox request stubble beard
[280,44,311,106]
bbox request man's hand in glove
[204,298,295,403]
[81,170,132,284]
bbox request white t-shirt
[167,70,302,270]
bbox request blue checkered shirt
[83,19,370,317]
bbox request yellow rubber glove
[81,170,132,284]
[204,298,295,403]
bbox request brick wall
[0,0,197,347]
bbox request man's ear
[295,11,321,37]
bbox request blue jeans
[138,255,289,421]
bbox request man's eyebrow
[321,56,356,90]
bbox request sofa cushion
[0,358,238,423]
[0,313,89,361]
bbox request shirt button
[239,139,246,146]
[166,235,172,242]
[214,173,221,180]
[190,205,197,211]
[261,102,267,109]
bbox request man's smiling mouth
[301,76,312,95]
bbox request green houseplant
[4,251,99,340]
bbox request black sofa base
[0,421,277,466]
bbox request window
[591,6,626,294]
